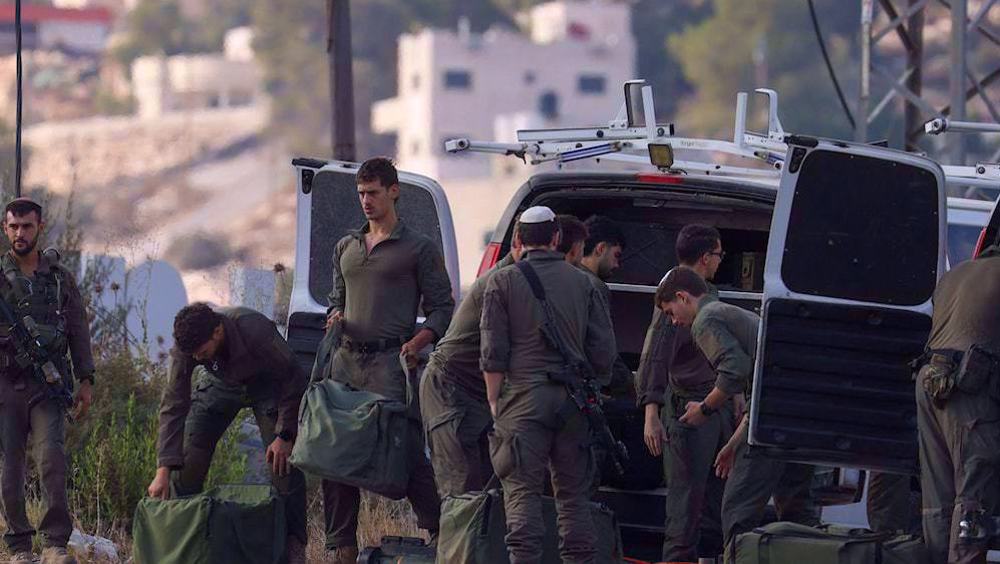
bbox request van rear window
[308,170,444,305]
[781,150,939,306]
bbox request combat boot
[285,535,306,564]
[39,547,76,564]
[8,550,34,564]
[325,546,358,564]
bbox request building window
[443,70,472,90]
[524,71,536,85]
[539,91,559,120]
[577,74,606,94]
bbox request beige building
[372,0,636,180]
[131,27,263,119]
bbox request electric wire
[807,0,857,131]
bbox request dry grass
[0,488,422,563]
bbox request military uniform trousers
[917,363,1000,564]
[419,361,493,498]
[661,389,733,563]
[490,382,596,564]
[170,371,308,544]
[721,430,819,556]
[322,347,440,549]
[0,373,72,553]
[866,471,915,534]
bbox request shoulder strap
[515,261,546,302]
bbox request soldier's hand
[643,414,668,457]
[72,380,93,420]
[325,310,343,331]
[679,401,707,427]
[147,467,172,500]
[266,436,293,477]
[714,441,737,479]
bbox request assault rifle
[515,261,629,478]
[0,293,71,408]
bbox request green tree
[669,0,859,140]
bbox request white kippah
[520,206,556,224]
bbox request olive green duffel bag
[132,484,286,564]
[733,522,930,564]
[436,488,623,563]
[290,378,410,499]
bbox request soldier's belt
[341,336,407,354]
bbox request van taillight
[974,226,988,258]
[477,242,502,277]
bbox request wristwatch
[699,401,718,416]
[277,430,293,442]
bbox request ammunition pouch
[921,351,960,408]
[956,345,1000,395]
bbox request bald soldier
[421,215,590,498]
[481,206,615,563]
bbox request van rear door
[749,139,945,474]
[285,158,459,374]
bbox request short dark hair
[518,219,559,247]
[173,302,222,354]
[675,224,721,265]
[357,156,399,189]
[654,266,709,307]
[5,199,42,222]
[583,215,626,256]
[556,215,588,254]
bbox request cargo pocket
[488,428,519,480]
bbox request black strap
[515,260,546,301]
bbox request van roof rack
[444,79,1000,193]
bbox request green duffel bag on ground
[132,484,286,564]
[733,522,923,564]
[290,378,410,499]
[436,488,623,563]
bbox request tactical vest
[0,251,70,365]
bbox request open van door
[285,158,460,374]
[749,139,946,475]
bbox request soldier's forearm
[702,386,731,411]
[484,371,504,407]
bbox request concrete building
[0,4,112,55]
[131,27,263,119]
[372,0,635,180]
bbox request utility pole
[904,0,923,151]
[949,0,967,164]
[328,0,356,162]
[858,0,874,143]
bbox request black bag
[358,536,436,564]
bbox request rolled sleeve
[416,241,455,340]
[692,318,751,396]
[254,320,308,439]
[635,307,672,407]
[585,285,616,380]
[479,275,511,373]
[157,350,196,468]
[61,271,95,381]
[327,238,349,314]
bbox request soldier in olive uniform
[481,206,616,564]
[655,267,819,555]
[636,225,731,562]
[322,157,454,563]
[422,216,590,498]
[0,198,94,564]
[147,303,309,563]
[915,245,1000,564]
